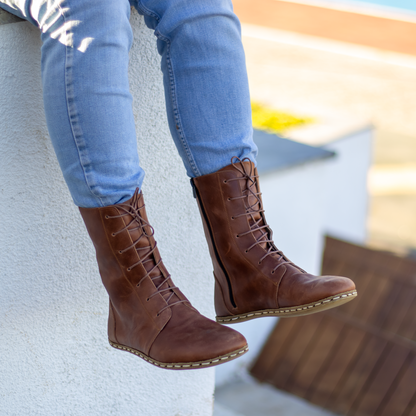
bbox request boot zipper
[191,179,237,308]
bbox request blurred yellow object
[251,102,313,134]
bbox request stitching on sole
[108,341,249,370]
[217,290,358,323]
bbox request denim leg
[1,0,144,207]
[131,0,258,177]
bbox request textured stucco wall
[0,11,215,416]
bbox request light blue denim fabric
[0,0,257,207]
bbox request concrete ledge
[0,10,215,416]
[254,129,335,174]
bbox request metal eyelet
[146,298,150,302]
[258,261,262,265]
[245,250,248,253]
[111,233,115,237]
[223,180,228,184]
[105,215,109,219]
[127,267,131,272]
[118,250,122,254]
[231,216,235,220]
[227,197,231,201]
[236,234,240,238]
[271,270,275,274]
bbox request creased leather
[79,190,247,364]
[193,159,356,317]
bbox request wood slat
[368,278,402,328]
[406,393,416,416]
[325,334,388,415]
[351,271,392,324]
[323,237,416,286]
[325,327,370,411]
[250,317,300,383]
[251,236,416,416]
[398,290,416,341]
[268,314,325,390]
[308,325,367,408]
[285,315,343,399]
[383,284,416,336]
[337,265,374,316]
[352,343,410,416]
[377,353,416,416]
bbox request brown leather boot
[79,189,248,369]
[191,158,357,324]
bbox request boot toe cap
[149,305,247,365]
[279,272,356,308]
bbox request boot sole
[108,340,249,370]
[216,290,358,324]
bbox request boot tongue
[245,178,269,251]
[235,163,269,252]
[127,191,178,304]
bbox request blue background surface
[326,0,416,13]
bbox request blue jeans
[1,0,257,207]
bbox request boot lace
[227,157,300,274]
[106,190,187,315]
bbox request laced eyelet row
[227,156,294,272]
[105,189,191,317]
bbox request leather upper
[80,190,247,363]
[193,160,356,316]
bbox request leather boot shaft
[192,158,357,322]
[79,191,182,355]
[193,161,281,315]
[79,189,248,368]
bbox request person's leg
[130,0,257,177]
[131,0,357,321]
[1,0,143,207]
[1,0,248,368]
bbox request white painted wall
[215,126,372,386]
[322,127,373,245]
[0,12,216,416]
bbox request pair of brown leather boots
[79,158,357,370]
